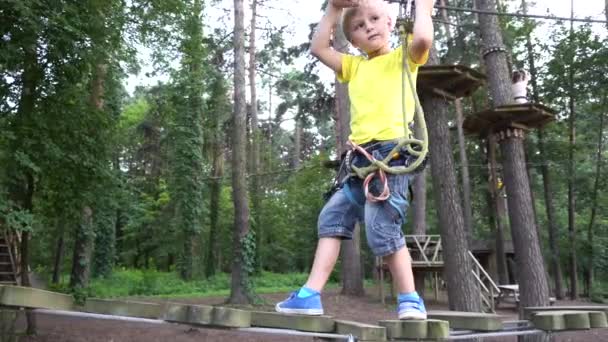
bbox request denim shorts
[317,143,411,257]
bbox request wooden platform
[463,103,556,136]
[418,65,485,100]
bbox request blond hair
[340,0,392,43]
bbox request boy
[276,0,434,320]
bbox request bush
[79,269,333,299]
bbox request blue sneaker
[275,289,324,315]
[398,294,427,320]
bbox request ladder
[0,234,18,286]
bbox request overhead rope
[434,4,608,25]
[348,0,429,202]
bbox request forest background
[1,0,607,305]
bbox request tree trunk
[499,136,549,305]
[476,1,549,325]
[70,62,107,288]
[538,129,566,299]
[19,174,36,335]
[566,0,578,300]
[439,0,472,244]
[70,206,94,288]
[487,135,509,285]
[292,119,302,169]
[584,102,604,296]
[51,220,65,284]
[20,231,37,335]
[522,0,566,298]
[424,48,480,312]
[455,100,473,245]
[206,144,224,278]
[266,85,273,171]
[174,0,206,280]
[229,0,252,304]
[248,0,263,272]
[9,25,41,336]
[332,22,364,296]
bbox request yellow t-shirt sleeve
[408,45,430,67]
[337,54,359,83]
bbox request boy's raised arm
[310,1,353,74]
[410,0,434,64]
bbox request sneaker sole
[398,312,427,320]
[275,304,324,316]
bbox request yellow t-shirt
[338,45,426,144]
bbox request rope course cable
[434,5,608,25]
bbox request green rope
[350,18,429,179]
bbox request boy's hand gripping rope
[348,1,429,202]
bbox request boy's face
[347,3,392,55]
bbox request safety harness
[338,0,429,203]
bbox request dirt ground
[9,288,608,342]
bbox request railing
[468,251,500,313]
[404,235,443,267]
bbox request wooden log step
[531,311,607,331]
[251,311,335,332]
[0,285,74,311]
[427,310,503,331]
[163,303,251,328]
[564,312,591,329]
[335,320,386,341]
[524,305,608,319]
[163,303,213,325]
[427,319,451,339]
[211,307,251,328]
[84,299,163,319]
[589,311,608,328]
[378,319,449,339]
[531,312,565,330]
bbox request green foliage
[240,230,257,298]
[51,269,324,299]
[0,197,35,233]
[168,0,207,280]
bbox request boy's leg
[365,173,426,319]
[384,246,415,293]
[304,237,342,291]
[276,184,362,315]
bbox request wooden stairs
[0,236,18,285]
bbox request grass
[48,269,348,300]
